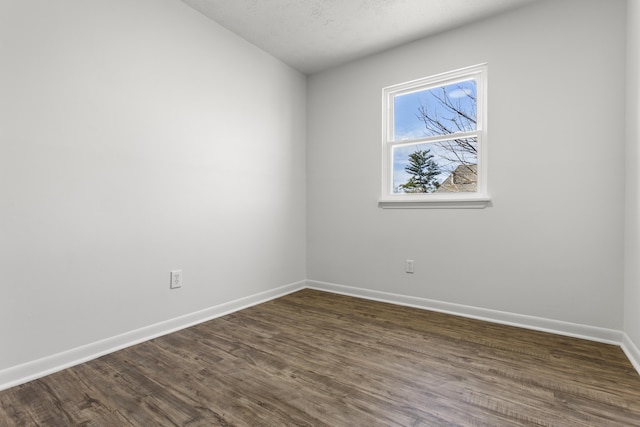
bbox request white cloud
[449,87,473,99]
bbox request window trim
[379,63,490,209]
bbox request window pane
[392,138,478,194]
[393,79,476,141]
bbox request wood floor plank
[1,289,640,426]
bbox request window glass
[393,80,477,140]
[392,138,477,194]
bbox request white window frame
[379,64,490,209]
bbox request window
[380,64,489,208]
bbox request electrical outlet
[170,270,183,289]
[405,260,415,274]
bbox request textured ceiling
[181,0,540,75]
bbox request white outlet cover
[170,270,183,289]
[405,260,415,274]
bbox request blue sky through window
[391,79,477,193]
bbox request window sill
[378,194,491,209]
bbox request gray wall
[626,0,640,357]
[0,0,307,371]
[307,0,626,329]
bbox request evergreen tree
[399,149,441,193]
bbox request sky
[391,79,477,192]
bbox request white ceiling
[181,0,540,75]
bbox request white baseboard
[2,279,637,392]
[307,280,624,345]
[0,281,306,392]
[622,333,640,375]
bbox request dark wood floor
[1,289,640,426]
